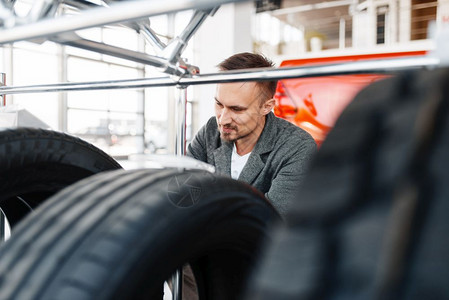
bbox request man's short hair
[217,52,278,104]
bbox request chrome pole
[171,268,183,300]
[0,74,5,240]
[50,34,186,76]
[0,208,4,242]
[0,73,5,106]
[0,0,244,44]
[0,56,439,95]
[175,86,187,156]
[171,85,188,300]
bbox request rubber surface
[247,67,449,299]
[0,168,280,300]
[0,127,122,227]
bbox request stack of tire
[0,128,279,299]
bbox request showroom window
[1,11,195,159]
[8,42,60,130]
[65,49,146,157]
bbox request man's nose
[219,108,232,124]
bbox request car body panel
[274,50,428,146]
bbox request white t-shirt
[231,143,251,179]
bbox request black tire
[0,127,122,227]
[247,68,449,299]
[0,168,280,300]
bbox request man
[188,52,316,217]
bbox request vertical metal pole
[171,85,187,300]
[339,17,346,50]
[171,269,183,300]
[0,73,6,107]
[175,85,187,156]
[0,209,4,242]
[58,45,68,132]
[0,74,5,240]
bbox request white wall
[399,0,411,43]
[437,0,449,27]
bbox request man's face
[214,82,268,143]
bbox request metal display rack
[0,0,441,148]
[0,0,445,299]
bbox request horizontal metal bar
[0,0,243,44]
[50,34,185,75]
[0,56,439,95]
[52,34,168,67]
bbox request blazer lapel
[213,142,232,176]
[238,112,278,184]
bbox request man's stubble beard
[219,124,238,142]
[220,127,253,143]
[220,131,237,143]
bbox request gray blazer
[187,112,316,217]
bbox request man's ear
[262,98,275,115]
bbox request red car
[274,50,428,146]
